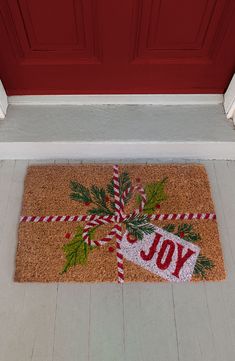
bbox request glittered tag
[121,226,200,282]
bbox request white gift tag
[121,225,200,282]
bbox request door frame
[0,81,8,118]
[224,74,235,123]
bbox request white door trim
[8,94,223,106]
[0,81,8,119]
[224,74,235,122]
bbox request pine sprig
[106,180,116,211]
[107,179,115,198]
[176,224,201,243]
[61,226,95,274]
[88,185,113,215]
[119,172,132,204]
[125,214,155,240]
[70,181,92,203]
[163,224,175,233]
[193,254,214,278]
[107,172,132,209]
[91,185,106,206]
[163,223,201,243]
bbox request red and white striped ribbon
[113,164,124,221]
[20,212,216,223]
[19,214,108,223]
[82,218,117,247]
[19,164,217,283]
[149,213,216,221]
[115,224,124,283]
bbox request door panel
[133,0,228,61]
[3,0,100,62]
[0,0,234,94]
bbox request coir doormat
[15,164,225,283]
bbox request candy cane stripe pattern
[20,212,216,223]
[82,219,117,246]
[113,164,123,220]
[19,165,217,283]
[115,224,124,283]
[149,213,216,221]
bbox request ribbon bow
[82,164,148,283]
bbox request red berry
[105,196,109,202]
[179,232,185,238]
[136,177,141,183]
[84,202,90,206]
[127,233,138,244]
[65,233,71,239]
[155,204,160,209]
[108,246,115,253]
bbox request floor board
[123,283,178,361]
[53,284,90,361]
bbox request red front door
[0,0,235,95]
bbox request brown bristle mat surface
[15,164,226,283]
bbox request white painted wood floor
[0,159,235,361]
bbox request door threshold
[0,103,234,160]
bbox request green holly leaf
[194,254,214,279]
[137,178,167,214]
[61,226,96,274]
[88,226,98,239]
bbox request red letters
[139,231,196,279]
[171,243,195,278]
[140,232,162,261]
[156,240,175,270]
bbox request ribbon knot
[114,213,122,223]
[82,165,146,246]
[81,164,147,283]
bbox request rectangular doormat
[15,164,226,283]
